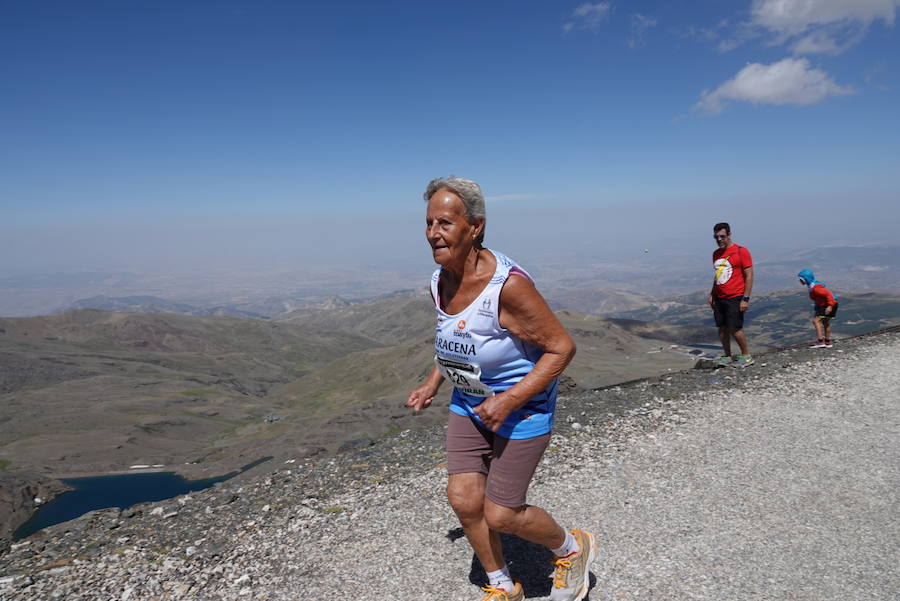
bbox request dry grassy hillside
[0,298,715,480]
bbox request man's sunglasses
[714,234,729,240]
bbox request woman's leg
[482,500,565,549]
[479,432,566,549]
[447,472,504,571]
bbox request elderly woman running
[407,176,597,601]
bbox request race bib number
[435,355,494,398]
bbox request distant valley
[3,281,898,486]
[1,242,898,531]
[604,289,900,349]
[0,294,696,484]
[2,277,898,547]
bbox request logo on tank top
[452,319,472,338]
[478,297,494,318]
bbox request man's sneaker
[809,340,826,348]
[732,354,755,368]
[823,340,834,348]
[550,529,597,601]
[715,355,733,367]
[480,581,523,601]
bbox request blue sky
[2,0,899,276]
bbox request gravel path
[293,337,900,601]
[2,333,898,600]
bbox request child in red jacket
[798,269,839,348]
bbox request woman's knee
[446,480,484,519]
[483,501,522,534]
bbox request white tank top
[431,249,557,439]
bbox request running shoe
[480,581,523,601]
[715,355,733,367]
[809,341,826,348]
[550,529,597,601]
[733,354,755,368]
[823,340,834,348]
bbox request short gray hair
[423,176,486,223]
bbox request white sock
[552,530,579,557]
[486,565,514,591]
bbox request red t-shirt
[712,243,752,299]
[809,284,837,307]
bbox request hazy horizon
[3,195,897,275]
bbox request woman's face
[425,188,482,267]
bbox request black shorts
[712,296,744,331]
[815,303,838,319]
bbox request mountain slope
[606,289,900,348]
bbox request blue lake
[14,457,271,540]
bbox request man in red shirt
[798,269,839,348]
[707,222,754,367]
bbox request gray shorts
[446,412,551,508]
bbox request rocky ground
[1,328,897,600]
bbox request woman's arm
[474,275,576,431]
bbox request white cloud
[563,2,612,33]
[695,57,855,114]
[752,0,897,35]
[628,13,658,48]
[750,0,900,54]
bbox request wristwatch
[741,296,750,301]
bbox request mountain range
[2,273,898,493]
[2,244,897,318]
[0,294,696,483]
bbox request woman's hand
[407,383,436,412]
[473,393,515,432]
[407,366,444,413]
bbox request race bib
[435,355,494,398]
